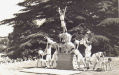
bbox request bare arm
[63,6,67,16]
[58,7,62,15]
[58,6,67,16]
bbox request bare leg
[81,59,86,71]
[49,60,52,68]
[37,59,39,68]
[53,60,57,68]
[63,26,67,33]
[46,61,50,68]
[93,62,97,70]
[46,55,49,68]
[85,58,90,70]
[109,62,112,71]
[101,63,103,70]
[102,63,105,71]
[105,64,108,71]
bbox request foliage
[0,0,118,58]
[0,37,8,52]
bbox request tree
[0,0,118,58]
[0,37,8,52]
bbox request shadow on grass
[21,66,47,69]
[20,71,57,75]
[22,67,36,69]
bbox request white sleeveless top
[60,14,65,21]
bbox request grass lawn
[0,57,119,75]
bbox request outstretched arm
[58,7,62,15]
[63,6,67,16]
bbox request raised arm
[58,7,62,15]
[63,6,67,16]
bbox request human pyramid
[38,7,112,71]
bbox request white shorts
[46,54,51,61]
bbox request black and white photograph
[0,0,119,75]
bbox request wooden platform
[56,53,74,70]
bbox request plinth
[56,53,74,70]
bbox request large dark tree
[0,37,8,52]
[0,0,118,58]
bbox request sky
[0,0,24,37]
